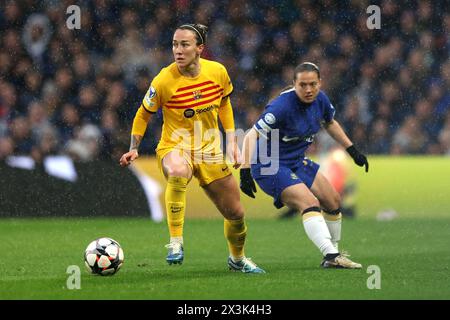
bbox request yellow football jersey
[142,58,233,162]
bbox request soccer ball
[84,237,124,276]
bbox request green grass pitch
[1,217,449,300]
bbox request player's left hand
[226,140,242,169]
[346,145,369,172]
[119,149,139,167]
[240,168,257,198]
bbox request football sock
[224,217,247,262]
[170,236,183,245]
[322,210,342,250]
[165,176,188,239]
[302,207,339,256]
[325,253,340,261]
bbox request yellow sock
[165,176,188,238]
[224,218,247,261]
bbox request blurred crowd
[1,0,450,164]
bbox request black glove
[240,168,257,198]
[346,145,369,172]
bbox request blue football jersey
[253,88,336,167]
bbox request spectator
[0,1,448,161]
[439,112,450,155]
[9,116,34,155]
[392,116,428,154]
[368,119,391,154]
[31,125,59,163]
[20,70,43,108]
[0,136,15,161]
[27,100,51,137]
[65,124,103,162]
[54,103,80,145]
[99,108,120,160]
[77,84,100,124]
[22,13,52,68]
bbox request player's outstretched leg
[302,207,362,269]
[204,174,265,274]
[308,173,362,269]
[320,209,361,268]
[224,218,265,274]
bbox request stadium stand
[1,0,449,164]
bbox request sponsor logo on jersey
[196,105,217,114]
[183,105,218,118]
[184,109,195,118]
[304,134,315,143]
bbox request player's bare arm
[225,131,242,169]
[324,119,369,172]
[129,134,142,151]
[218,95,241,169]
[120,102,154,167]
[119,135,142,167]
[323,119,353,148]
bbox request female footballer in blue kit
[240,62,369,268]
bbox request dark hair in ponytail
[177,23,208,45]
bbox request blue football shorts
[251,158,320,209]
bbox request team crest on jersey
[193,90,202,100]
[264,113,276,124]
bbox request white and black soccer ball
[84,237,124,276]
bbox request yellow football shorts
[156,148,231,187]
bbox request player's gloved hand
[240,168,257,198]
[346,145,369,172]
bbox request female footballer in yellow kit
[119,23,264,273]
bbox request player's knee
[290,198,320,212]
[331,192,341,209]
[166,165,190,178]
[322,191,341,211]
[223,203,245,220]
[228,207,245,220]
